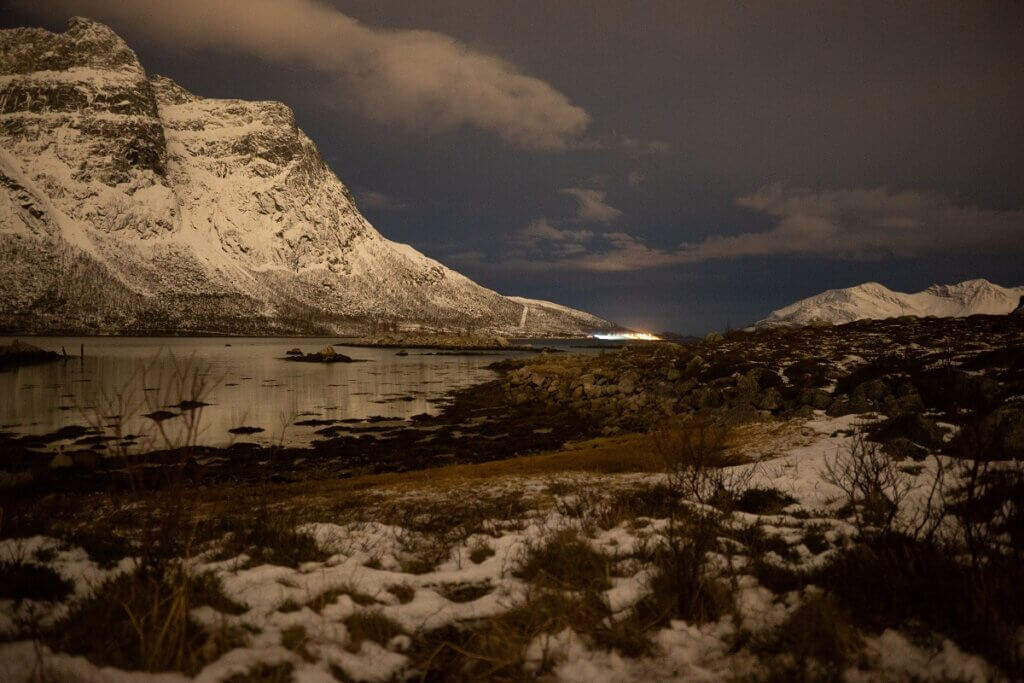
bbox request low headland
[337,332,565,352]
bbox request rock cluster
[501,343,793,432]
[500,314,1024,454]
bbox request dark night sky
[4,1,1023,334]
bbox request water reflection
[0,337,611,449]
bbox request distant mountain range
[754,279,1024,328]
[0,18,616,337]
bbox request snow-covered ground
[0,413,1004,682]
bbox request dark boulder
[955,405,1024,460]
[869,413,948,450]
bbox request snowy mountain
[0,18,615,337]
[754,279,1024,328]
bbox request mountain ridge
[754,278,1024,328]
[0,18,616,337]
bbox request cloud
[516,218,592,247]
[626,170,646,188]
[560,187,622,223]
[564,232,684,272]
[494,186,1024,272]
[25,0,589,149]
[511,218,593,257]
[708,185,1024,260]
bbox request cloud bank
[24,0,589,149]
[502,186,1024,272]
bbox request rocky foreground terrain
[0,18,614,337]
[1,314,1022,681]
[502,313,1024,457]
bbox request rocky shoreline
[2,314,1022,495]
[0,372,600,495]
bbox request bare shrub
[653,416,753,508]
[79,353,221,574]
[642,509,732,626]
[950,453,1024,570]
[817,426,1024,677]
[823,431,945,540]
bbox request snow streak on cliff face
[0,18,614,336]
[754,279,1024,328]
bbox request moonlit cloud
[496,186,1024,272]
[516,218,593,247]
[717,186,1024,259]
[22,0,590,149]
[560,187,622,223]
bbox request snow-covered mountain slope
[0,18,615,336]
[754,279,1024,328]
[507,296,622,336]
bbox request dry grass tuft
[468,541,495,564]
[513,528,611,592]
[343,611,405,652]
[755,593,862,682]
[308,585,379,612]
[437,582,493,603]
[200,505,329,568]
[47,567,247,675]
[387,583,415,604]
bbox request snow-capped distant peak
[754,279,1024,328]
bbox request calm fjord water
[0,337,608,450]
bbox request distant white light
[592,332,662,341]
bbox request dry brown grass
[20,419,800,550]
[46,567,247,675]
[192,421,789,513]
[343,611,405,652]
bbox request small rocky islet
[281,345,358,363]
